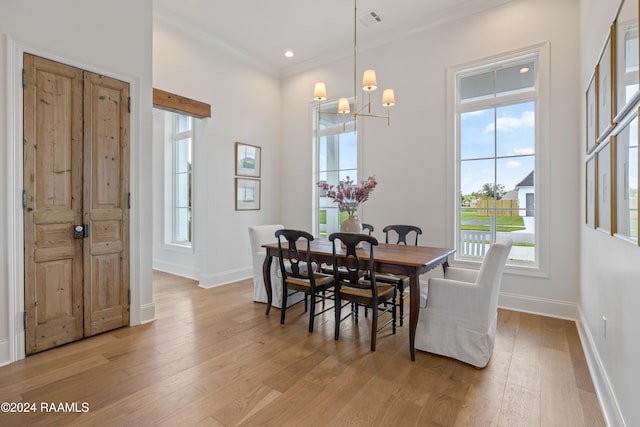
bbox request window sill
[451,256,548,278]
[161,242,193,254]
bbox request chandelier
[313,0,395,125]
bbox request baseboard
[198,267,252,289]
[0,339,9,367]
[498,291,579,320]
[138,303,156,325]
[152,259,201,282]
[576,309,626,427]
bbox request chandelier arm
[357,113,390,119]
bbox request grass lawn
[461,208,526,232]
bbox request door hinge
[22,190,27,210]
[22,69,26,89]
[128,193,131,209]
[128,289,131,305]
[23,311,28,330]
[128,97,131,113]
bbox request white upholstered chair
[248,224,304,308]
[415,238,512,368]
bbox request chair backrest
[383,224,422,246]
[248,224,284,255]
[362,223,374,235]
[248,224,284,286]
[275,229,314,281]
[476,238,513,312]
[329,232,378,292]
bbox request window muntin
[456,55,538,265]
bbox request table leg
[408,272,419,361]
[263,253,273,315]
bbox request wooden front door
[23,54,130,355]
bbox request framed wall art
[235,177,261,210]
[614,112,639,243]
[586,69,599,153]
[614,0,640,121]
[586,155,596,228]
[597,29,615,141]
[597,139,612,233]
[235,142,261,177]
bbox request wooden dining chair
[362,223,374,235]
[275,229,335,332]
[383,224,422,245]
[377,224,423,326]
[329,232,396,351]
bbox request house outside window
[455,52,539,264]
[314,100,357,238]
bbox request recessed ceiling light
[520,67,529,74]
[284,50,294,58]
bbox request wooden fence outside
[476,199,519,216]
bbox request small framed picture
[613,111,639,243]
[586,155,596,228]
[586,69,598,153]
[235,142,261,177]
[596,140,612,233]
[235,178,261,210]
[614,0,640,121]
[597,30,615,141]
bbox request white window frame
[162,111,194,250]
[312,99,357,238]
[447,43,550,276]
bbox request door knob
[73,224,89,239]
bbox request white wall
[0,0,154,365]
[282,0,580,312]
[580,0,640,426]
[152,16,283,286]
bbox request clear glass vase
[340,214,363,234]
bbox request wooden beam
[153,88,211,118]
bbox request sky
[459,101,535,195]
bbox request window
[455,53,539,264]
[162,111,194,247]
[314,100,357,238]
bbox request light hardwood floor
[0,271,605,426]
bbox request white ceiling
[153,0,513,75]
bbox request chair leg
[398,290,404,327]
[308,292,315,333]
[334,294,341,341]
[370,304,377,351]
[280,284,288,324]
[392,291,397,335]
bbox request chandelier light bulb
[382,89,395,107]
[362,70,378,91]
[338,98,351,114]
[313,82,327,101]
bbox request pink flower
[317,176,377,215]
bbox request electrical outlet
[602,316,607,338]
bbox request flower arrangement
[317,175,377,216]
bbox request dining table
[262,238,455,361]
